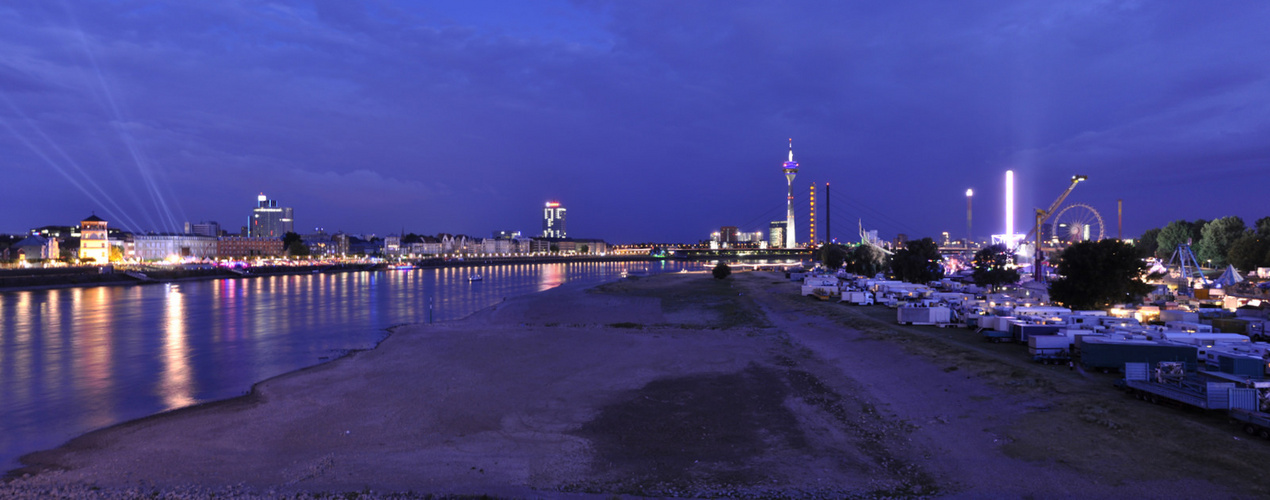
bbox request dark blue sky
[2,1,1268,243]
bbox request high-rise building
[782,139,800,248]
[769,221,787,249]
[249,193,293,238]
[542,201,566,238]
[79,214,109,264]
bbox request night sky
[2,2,1269,243]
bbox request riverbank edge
[0,256,668,294]
[1,274,627,482]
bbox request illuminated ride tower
[782,139,799,248]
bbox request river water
[0,260,707,472]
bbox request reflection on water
[0,261,707,471]
[162,287,193,409]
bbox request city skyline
[3,3,1270,243]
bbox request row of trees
[1136,216,1270,271]
[819,238,946,284]
[818,238,1155,311]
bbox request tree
[109,246,123,263]
[282,231,302,248]
[1227,234,1270,273]
[1135,227,1161,258]
[891,238,944,284]
[971,244,1019,291]
[842,244,887,277]
[820,243,849,270]
[1048,240,1153,310]
[287,240,310,257]
[1155,219,1204,259]
[1256,217,1270,238]
[712,262,732,280]
[1195,216,1246,267]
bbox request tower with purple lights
[782,139,800,248]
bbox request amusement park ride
[1023,174,1103,280]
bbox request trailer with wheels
[1120,362,1236,410]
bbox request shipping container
[1080,338,1198,373]
[1218,354,1268,378]
[1011,323,1061,343]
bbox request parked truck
[840,290,875,306]
[1028,334,1073,364]
[897,305,951,326]
[1118,362,1237,410]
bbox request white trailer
[1028,334,1074,363]
[897,305,951,326]
[840,290,875,305]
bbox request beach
[7,271,1270,498]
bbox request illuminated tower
[1005,170,1015,249]
[809,182,817,245]
[782,139,799,248]
[79,214,109,264]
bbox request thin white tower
[1005,170,1015,249]
[782,139,800,248]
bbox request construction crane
[1025,174,1088,280]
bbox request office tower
[542,201,567,238]
[249,193,294,238]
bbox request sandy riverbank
[6,271,1269,498]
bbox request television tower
[783,139,799,248]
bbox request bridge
[609,244,814,261]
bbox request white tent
[1213,265,1245,288]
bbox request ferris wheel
[1052,203,1105,243]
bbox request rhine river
[0,260,709,472]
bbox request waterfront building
[11,235,58,262]
[542,201,566,238]
[782,140,800,248]
[249,193,294,238]
[384,235,402,255]
[736,231,765,243]
[720,226,739,245]
[404,236,443,256]
[185,221,222,237]
[572,238,608,255]
[79,215,109,264]
[301,230,348,256]
[133,234,218,261]
[217,236,284,258]
[770,221,788,249]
